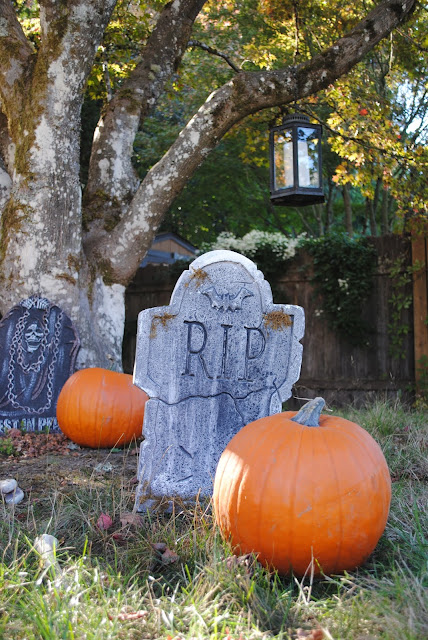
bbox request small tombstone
[134,250,304,508]
[0,296,80,433]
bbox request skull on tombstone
[23,321,44,353]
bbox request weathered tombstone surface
[0,296,80,434]
[134,250,304,508]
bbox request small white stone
[0,478,18,494]
[34,534,60,570]
[4,486,24,505]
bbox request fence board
[411,227,428,394]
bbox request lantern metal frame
[269,113,324,207]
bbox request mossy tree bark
[0,0,417,369]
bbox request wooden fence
[123,234,422,407]
[412,228,428,395]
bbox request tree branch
[396,26,428,52]
[0,104,11,211]
[0,108,12,170]
[84,0,207,218]
[85,0,417,283]
[0,0,34,111]
[0,153,11,211]
[300,105,406,161]
[35,0,117,98]
[188,39,242,73]
[1,0,117,148]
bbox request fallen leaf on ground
[161,548,180,564]
[1,430,72,459]
[112,532,126,542]
[108,610,148,621]
[225,553,260,576]
[296,628,324,639]
[120,512,143,527]
[7,428,21,437]
[150,541,180,564]
[97,513,113,530]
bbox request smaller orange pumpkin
[56,368,148,448]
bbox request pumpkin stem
[291,397,325,427]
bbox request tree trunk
[381,184,390,234]
[343,183,353,236]
[373,177,382,219]
[312,204,324,236]
[366,177,382,236]
[324,180,335,234]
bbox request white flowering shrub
[204,230,306,273]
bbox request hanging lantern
[269,113,324,207]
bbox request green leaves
[86,0,153,101]
[302,233,377,346]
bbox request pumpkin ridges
[324,427,390,573]
[109,381,121,445]
[320,427,344,574]
[380,460,392,519]
[284,422,305,573]
[247,418,296,566]
[322,421,391,564]
[315,425,361,573]
[235,452,249,543]
[74,375,81,443]
[329,428,367,573]
[309,427,315,573]
[95,372,105,447]
[303,425,317,574]
[56,368,148,448]
[289,426,336,575]
[217,449,239,536]
[233,428,263,546]
[221,414,276,547]
[336,430,388,568]
[325,415,384,464]
[130,376,143,436]
[254,418,295,564]
[214,403,391,577]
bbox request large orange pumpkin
[213,397,391,577]
[56,368,148,448]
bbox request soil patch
[0,430,139,501]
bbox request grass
[0,399,427,640]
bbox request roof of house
[140,232,198,267]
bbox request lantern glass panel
[297,127,320,188]
[273,129,293,190]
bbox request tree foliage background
[131,0,427,244]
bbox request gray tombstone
[0,296,80,433]
[134,250,304,508]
